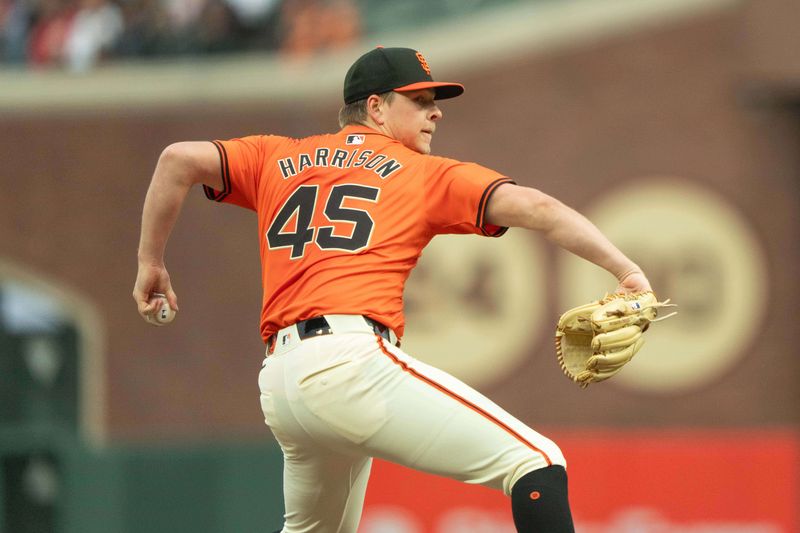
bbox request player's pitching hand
[143,293,177,326]
[133,262,179,325]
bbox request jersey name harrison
[277,148,403,180]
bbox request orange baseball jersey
[204,125,512,342]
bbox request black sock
[511,465,575,533]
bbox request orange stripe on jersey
[374,335,553,466]
[204,141,232,202]
[477,178,514,236]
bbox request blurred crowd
[0,0,361,72]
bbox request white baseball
[146,293,176,326]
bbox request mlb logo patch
[346,134,365,145]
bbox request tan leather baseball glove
[555,292,676,388]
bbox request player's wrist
[137,252,165,267]
[615,264,643,283]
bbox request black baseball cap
[343,46,464,104]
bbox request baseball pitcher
[133,47,656,532]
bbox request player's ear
[366,94,385,125]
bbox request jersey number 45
[266,184,380,259]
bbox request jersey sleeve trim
[476,177,515,237]
[203,140,232,202]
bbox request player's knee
[529,434,567,469]
[544,441,567,470]
[549,435,568,464]
[511,465,568,498]
[531,439,568,471]
[510,465,575,533]
[506,437,566,493]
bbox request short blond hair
[338,91,395,128]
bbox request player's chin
[415,139,432,154]
[403,135,432,154]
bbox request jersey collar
[339,124,391,138]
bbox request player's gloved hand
[555,291,676,388]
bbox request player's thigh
[281,447,372,533]
[362,339,566,495]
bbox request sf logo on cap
[416,52,431,75]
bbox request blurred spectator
[223,0,280,50]
[223,0,278,28]
[190,0,242,53]
[279,0,360,59]
[326,0,359,48]
[2,0,369,70]
[27,0,76,67]
[1,0,33,64]
[163,0,206,33]
[63,0,123,72]
[114,0,172,57]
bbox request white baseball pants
[258,315,566,533]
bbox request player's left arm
[484,183,651,293]
[134,141,222,320]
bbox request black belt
[268,316,393,354]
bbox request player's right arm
[484,183,651,294]
[133,142,222,320]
